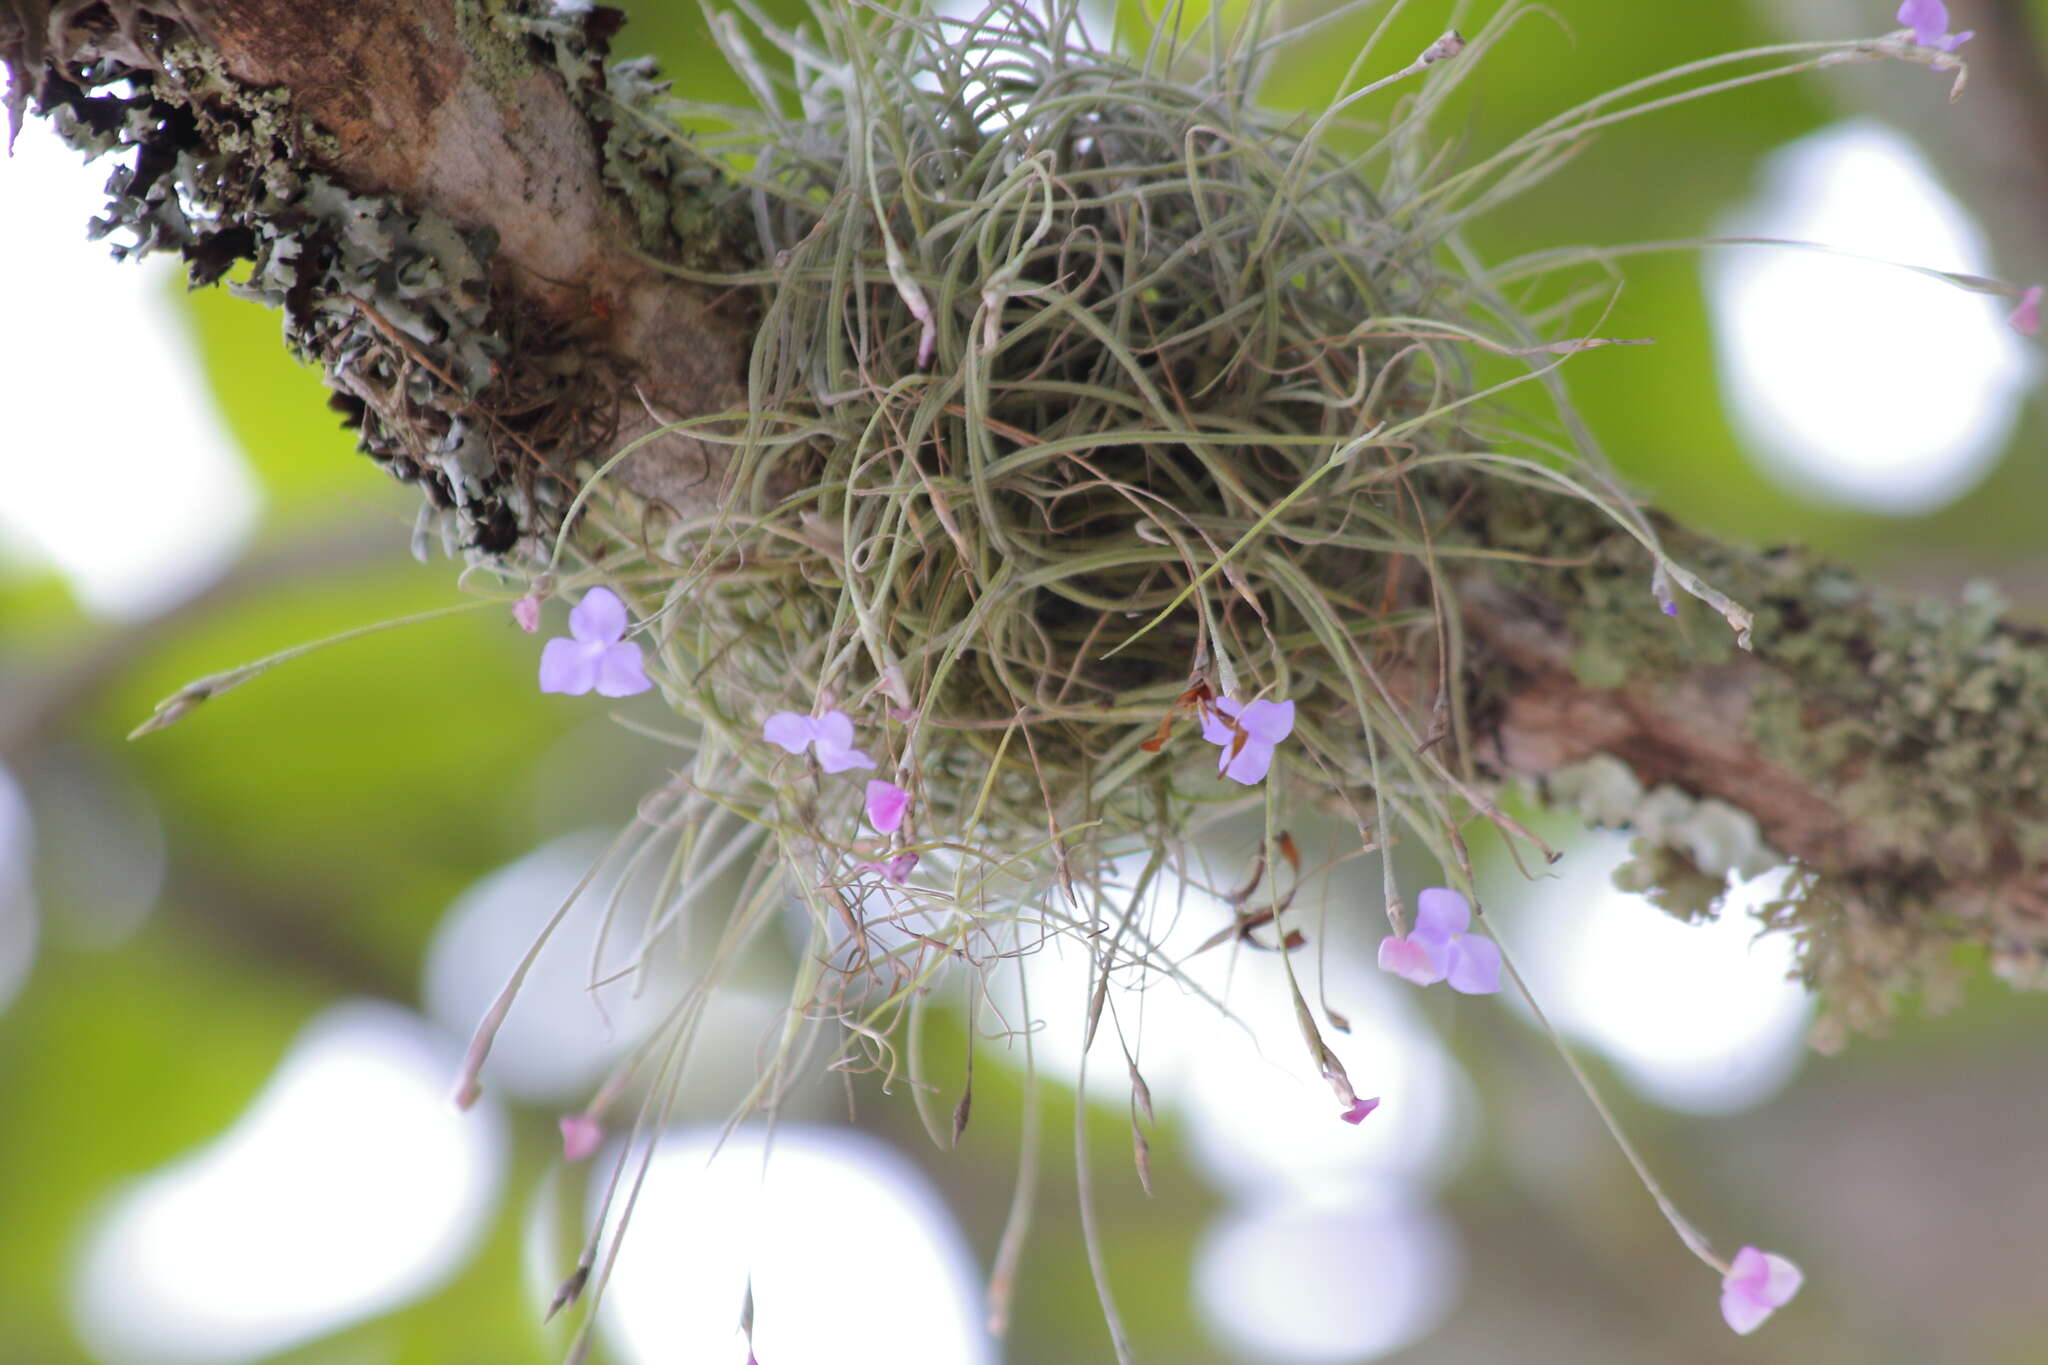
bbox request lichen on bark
[11,0,2047,1054]
[1467,488,2048,1042]
[4,0,755,553]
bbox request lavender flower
[1376,888,1502,994]
[1897,0,1972,50]
[1199,697,1296,785]
[1720,1246,1803,1334]
[538,589,652,697]
[763,710,877,773]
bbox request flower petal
[814,710,857,752]
[763,712,818,754]
[512,596,542,633]
[883,852,919,884]
[865,779,911,833]
[568,587,629,644]
[818,744,877,774]
[1237,698,1296,744]
[2008,285,2041,337]
[1412,886,1471,940]
[1444,932,1502,995]
[811,710,878,771]
[1896,0,1969,47]
[559,1114,603,1163]
[1727,1245,1771,1293]
[1896,0,1947,44]
[593,642,653,697]
[1720,1283,1776,1335]
[1376,934,1445,986]
[1719,1246,1802,1334]
[1737,1248,1803,1307]
[1199,697,1241,747]
[1340,1096,1380,1124]
[539,638,598,695]
[1220,738,1275,785]
[1760,1254,1803,1306]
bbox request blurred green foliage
[5,2,2047,1363]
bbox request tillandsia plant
[14,0,2046,1354]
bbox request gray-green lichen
[10,0,751,556]
[507,6,750,268]
[1547,753,1779,921]
[454,0,533,105]
[26,21,530,551]
[1478,489,2048,1044]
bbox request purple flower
[1897,0,1972,50]
[763,710,877,773]
[539,588,653,697]
[1376,887,1502,994]
[1340,1096,1381,1125]
[1652,565,1678,617]
[2009,285,2041,337]
[559,1113,603,1163]
[1199,697,1296,785]
[512,595,542,633]
[1720,1246,1803,1334]
[862,851,919,884]
[865,779,910,833]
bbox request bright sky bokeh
[0,122,258,619]
[1709,119,2029,513]
[0,766,38,1019]
[593,1126,993,1365]
[72,1002,506,1364]
[1501,835,1812,1114]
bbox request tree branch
[6,0,751,541]
[9,0,2046,1039]
[177,0,754,511]
[1458,504,2048,1039]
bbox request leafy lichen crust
[1490,493,2048,1044]
[9,0,750,555]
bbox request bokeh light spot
[596,1125,992,1365]
[1708,119,2026,513]
[0,766,39,1018]
[985,856,1475,1193]
[424,832,671,1105]
[0,122,258,618]
[1193,1184,1460,1363]
[73,1001,504,1365]
[1506,837,1810,1114]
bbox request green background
[3,2,2045,1362]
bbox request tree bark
[8,0,2046,1033]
